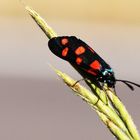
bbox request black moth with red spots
[48,36,140,90]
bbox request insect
[48,36,140,90]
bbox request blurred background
[0,0,140,140]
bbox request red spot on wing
[76,57,83,65]
[62,47,69,57]
[61,38,69,45]
[75,46,86,55]
[86,69,97,76]
[90,60,101,70]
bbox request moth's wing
[66,37,103,76]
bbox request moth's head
[101,69,116,88]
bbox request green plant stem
[54,69,133,140]
[26,6,57,39]
[97,111,130,140]
[105,87,140,140]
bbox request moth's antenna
[116,79,140,91]
[119,80,134,90]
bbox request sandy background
[0,1,140,140]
